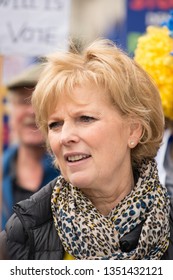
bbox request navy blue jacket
[2,145,59,230]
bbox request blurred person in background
[0,39,172,260]
[1,64,59,230]
[134,11,173,198]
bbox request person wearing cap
[1,63,59,230]
[134,11,173,198]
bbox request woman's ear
[128,120,143,148]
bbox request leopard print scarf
[51,159,170,260]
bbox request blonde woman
[0,39,172,260]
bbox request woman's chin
[68,175,89,189]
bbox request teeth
[67,155,88,162]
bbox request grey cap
[6,63,44,90]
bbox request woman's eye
[80,115,96,122]
[48,121,63,130]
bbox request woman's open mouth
[66,154,91,163]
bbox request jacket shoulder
[13,177,58,227]
[162,197,173,260]
[3,145,18,173]
[0,230,10,259]
[4,177,64,259]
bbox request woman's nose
[60,122,79,145]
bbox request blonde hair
[32,39,164,164]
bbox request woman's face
[48,84,134,193]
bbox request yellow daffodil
[134,26,173,120]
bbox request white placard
[0,0,71,56]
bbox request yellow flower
[134,26,173,120]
